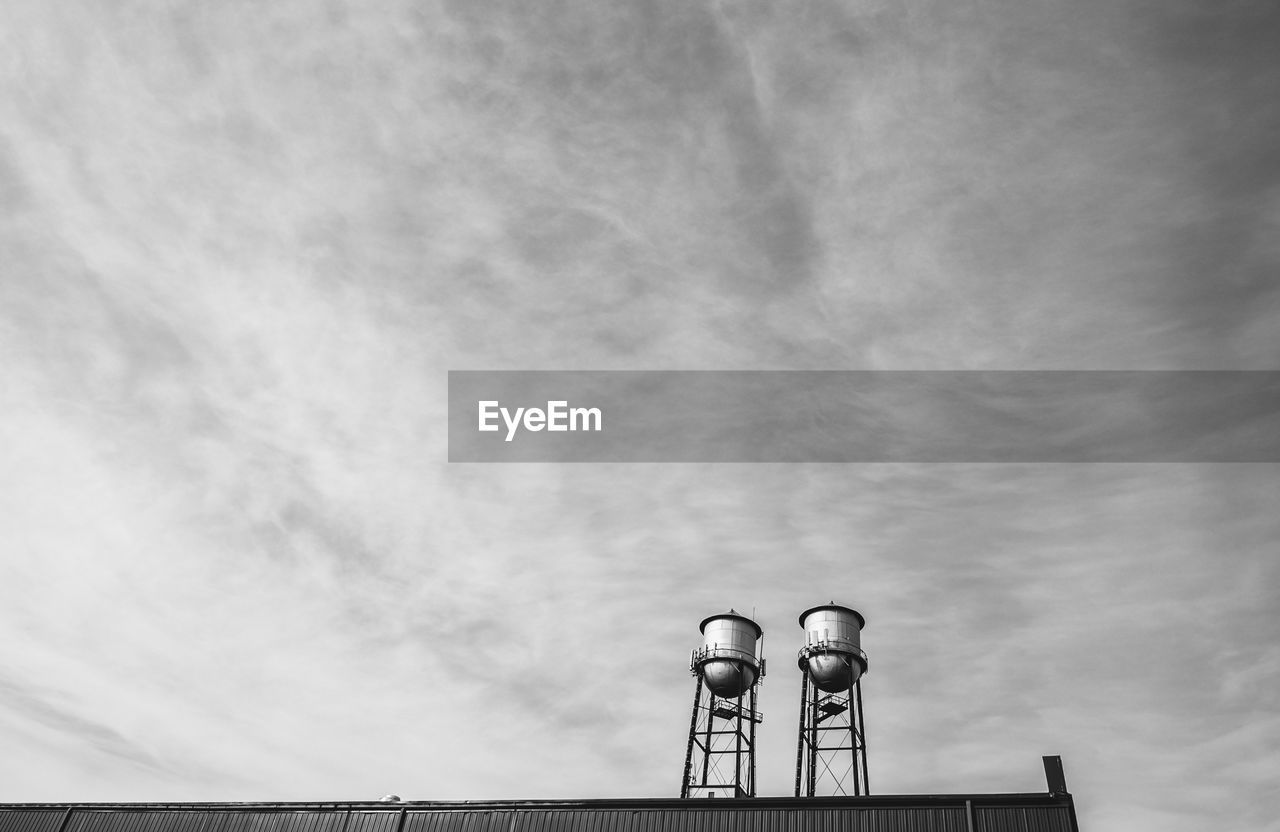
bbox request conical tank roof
[797,602,865,629]
[699,609,763,638]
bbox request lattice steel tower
[795,603,869,796]
[680,611,765,799]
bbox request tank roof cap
[798,603,866,629]
[699,611,763,638]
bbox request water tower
[794,603,869,796]
[680,610,765,799]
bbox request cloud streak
[1,1,1277,829]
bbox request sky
[1,1,1279,831]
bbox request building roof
[1,758,1078,832]
[0,791,1078,832]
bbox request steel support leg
[794,669,809,797]
[748,686,758,797]
[681,672,704,798]
[856,679,869,795]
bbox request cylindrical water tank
[798,604,867,693]
[695,612,763,698]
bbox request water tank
[798,604,867,693]
[694,611,763,698]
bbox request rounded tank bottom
[701,659,758,698]
[806,653,863,693]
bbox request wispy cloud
[0,0,1277,828]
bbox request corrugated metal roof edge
[0,794,1072,812]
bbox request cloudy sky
[2,1,1278,831]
